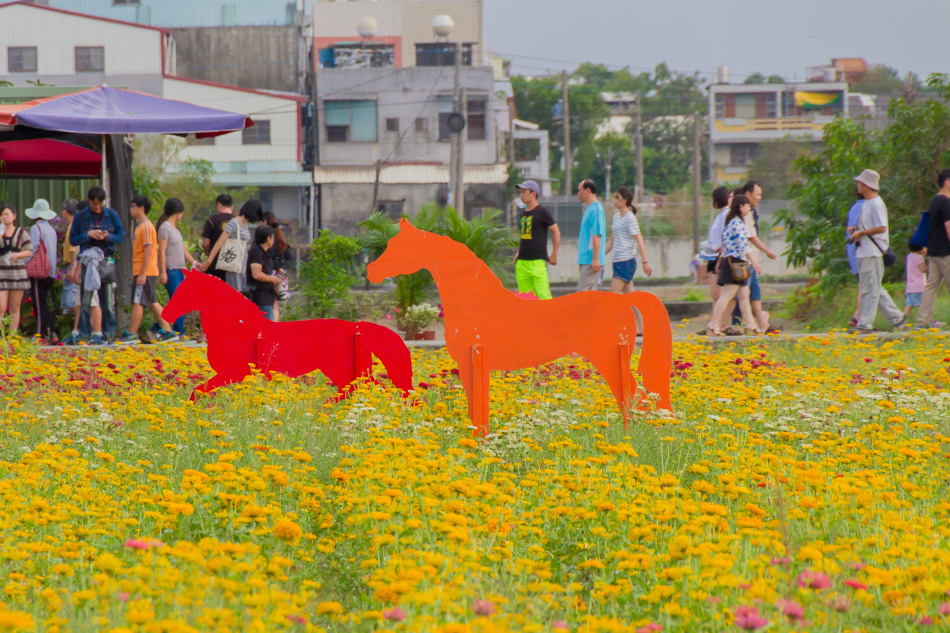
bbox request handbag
[216,236,247,274]
[98,258,116,284]
[26,234,50,279]
[867,235,897,267]
[728,256,750,281]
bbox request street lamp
[433,15,465,216]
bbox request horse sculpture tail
[361,323,414,395]
[626,291,673,411]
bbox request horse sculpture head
[367,219,432,283]
[162,269,216,324]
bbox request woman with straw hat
[26,199,59,343]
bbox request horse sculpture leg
[457,350,490,438]
[587,348,636,425]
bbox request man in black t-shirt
[201,193,234,281]
[918,168,950,328]
[514,180,560,300]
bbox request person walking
[576,179,606,292]
[514,180,560,300]
[200,194,235,282]
[69,186,125,345]
[848,169,906,333]
[845,186,865,328]
[707,194,762,336]
[246,225,284,321]
[118,196,176,344]
[59,200,83,345]
[916,168,950,329]
[156,198,198,336]
[263,211,294,320]
[904,244,927,321]
[25,199,58,343]
[605,186,651,293]
[196,199,263,293]
[0,204,33,335]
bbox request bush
[299,232,361,319]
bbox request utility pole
[605,146,613,201]
[507,97,515,165]
[561,69,571,197]
[449,41,462,210]
[634,92,644,203]
[455,87,467,218]
[691,111,701,256]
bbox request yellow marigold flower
[0,609,34,631]
[273,519,303,543]
[315,601,344,616]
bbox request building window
[185,134,215,146]
[415,117,428,132]
[755,93,777,118]
[733,94,756,119]
[242,120,271,145]
[258,190,274,213]
[75,46,104,72]
[437,96,453,141]
[467,98,486,140]
[415,42,473,67]
[325,100,378,142]
[7,47,37,73]
[730,144,760,167]
[386,118,399,132]
[378,200,404,221]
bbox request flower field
[2,333,950,633]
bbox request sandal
[723,326,743,336]
[744,328,763,336]
[706,327,725,337]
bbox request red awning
[0,138,101,177]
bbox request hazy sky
[483,0,947,82]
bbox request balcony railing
[714,117,826,133]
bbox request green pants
[515,258,553,300]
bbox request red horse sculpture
[368,219,672,437]
[162,270,413,401]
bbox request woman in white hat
[0,204,33,334]
[26,199,59,342]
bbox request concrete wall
[48,0,298,28]
[317,66,497,166]
[546,237,807,283]
[172,26,300,92]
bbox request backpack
[910,211,930,248]
[26,231,50,279]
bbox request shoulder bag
[727,255,750,282]
[26,235,50,279]
[867,235,897,268]
[216,231,247,274]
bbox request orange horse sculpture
[162,270,413,401]
[368,219,672,437]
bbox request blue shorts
[906,292,922,307]
[748,269,761,301]
[260,304,275,321]
[61,280,80,311]
[612,258,637,283]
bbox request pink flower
[552,622,569,631]
[385,314,393,320]
[831,596,851,613]
[382,607,406,622]
[797,570,831,590]
[635,624,662,633]
[843,579,867,591]
[472,599,495,616]
[775,599,803,620]
[769,557,791,566]
[938,603,950,616]
[734,605,769,630]
[117,592,130,602]
[286,615,307,624]
[850,562,867,571]
[919,616,935,626]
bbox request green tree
[748,137,814,198]
[299,231,361,319]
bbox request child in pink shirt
[904,244,928,317]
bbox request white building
[0,1,309,224]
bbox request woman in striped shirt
[605,186,652,294]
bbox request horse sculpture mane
[368,220,673,437]
[162,269,414,402]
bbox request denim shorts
[612,258,637,283]
[61,280,80,311]
[906,292,922,307]
[748,269,761,301]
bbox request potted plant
[396,303,440,340]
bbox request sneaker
[62,332,82,345]
[848,317,859,328]
[891,315,909,330]
[88,333,108,346]
[849,326,877,335]
[917,320,946,330]
[156,330,179,343]
[116,330,140,345]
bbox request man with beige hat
[848,169,906,332]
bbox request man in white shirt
[848,169,905,332]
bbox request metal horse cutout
[163,270,413,401]
[368,219,673,437]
